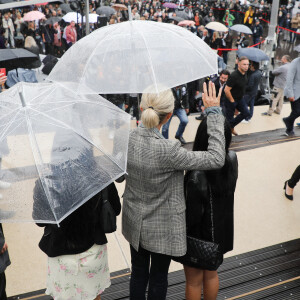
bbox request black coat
[0,224,10,274]
[172,85,189,110]
[35,183,121,257]
[184,151,238,254]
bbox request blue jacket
[246,69,262,97]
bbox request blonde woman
[24,36,41,69]
[210,31,221,50]
[14,12,24,36]
[122,82,225,300]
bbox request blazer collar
[138,123,165,139]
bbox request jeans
[130,245,171,300]
[162,108,188,139]
[253,36,260,48]
[225,97,251,128]
[288,165,300,189]
[244,94,255,120]
[223,51,228,65]
[284,99,300,133]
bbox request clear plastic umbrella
[0,82,130,224]
[47,20,218,94]
[83,14,99,23]
[62,12,83,23]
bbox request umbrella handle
[19,92,26,107]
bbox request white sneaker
[0,181,11,189]
[241,120,249,124]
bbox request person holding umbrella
[33,146,121,300]
[122,82,225,300]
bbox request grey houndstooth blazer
[122,114,225,257]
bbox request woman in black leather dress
[177,118,238,300]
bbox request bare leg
[184,265,204,300]
[94,295,101,300]
[203,270,219,300]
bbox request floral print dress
[46,244,111,300]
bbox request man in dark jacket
[243,61,262,122]
[251,19,263,48]
[162,85,189,145]
[41,24,57,55]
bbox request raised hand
[202,81,222,108]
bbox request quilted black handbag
[185,186,223,271]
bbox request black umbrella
[96,6,116,18]
[45,16,62,25]
[0,49,38,71]
[60,3,74,14]
[237,48,269,62]
[175,10,189,20]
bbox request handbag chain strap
[208,185,215,243]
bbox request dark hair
[193,117,232,153]
[251,61,259,70]
[192,117,234,197]
[220,69,230,76]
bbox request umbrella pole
[19,92,60,225]
[85,0,89,36]
[113,232,130,269]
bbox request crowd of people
[0,0,300,300]
[0,0,298,57]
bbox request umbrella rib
[134,23,159,94]
[0,109,24,143]
[24,108,60,224]
[28,107,125,172]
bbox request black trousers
[130,245,171,300]
[0,272,7,300]
[288,165,300,189]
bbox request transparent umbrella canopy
[0,82,130,224]
[47,20,218,94]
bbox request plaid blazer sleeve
[168,114,225,170]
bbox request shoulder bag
[186,185,223,270]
